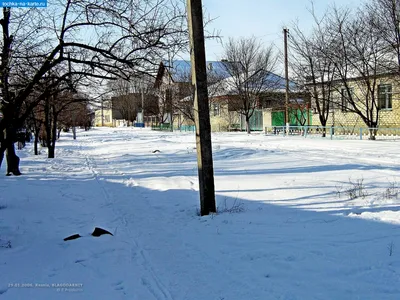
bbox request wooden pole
[187,0,216,215]
[283,28,290,132]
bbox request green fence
[271,109,312,126]
[176,125,196,132]
[151,123,172,131]
[265,125,400,140]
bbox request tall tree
[289,10,338,136]
[172,66,226,125]
[221,37,278,134]
[365,0,400,72]
[324,6,394,139]
[290,3,397,139]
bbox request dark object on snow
[91,227,113,237]
[152,150,161,153]
[64,234,82,241]
[64,227,113,241]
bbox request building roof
[155,60,231,85]
[210,71,298,97]
[156,60,300,101]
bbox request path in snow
[79,140,175,300]
[75,133,264,300]
[1,128,400,300]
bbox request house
[153,60,230,130]
[307,72,400,132]
[93,99,127,127]
[94,100,113,127]
[208,71,309,131]
[151,60,310,132]
[94,93,158,127]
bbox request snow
[1,127,400,299]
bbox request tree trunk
[6,144,20,176]
[5,126,21,176]
[0,129,5,168]
[245,115,251,134]
[369,127,377,140]
[34,131,39,155]
[48,145,55,158]
[72,126,76,139]
[57,128,62,139]
[47,111,58,158]
[320,119,327,138]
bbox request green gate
[272,111,285,126]
[272,110,312,126]
[290,109,312,126]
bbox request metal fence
[151,123,172,131]
[152,124,242,133]
[265,125,400,140]
[176,125,196,132]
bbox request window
[213,103,220,116]
[341,88,353,112]
[378,84,392,110]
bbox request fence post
[330,127,333,140]
[359,128,362,140]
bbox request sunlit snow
[1,127,399,299]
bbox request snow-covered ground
[1,127,400,300]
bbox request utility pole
[101,98,104,126]
[141,84,145,127]
[187,0,216,216]
[283,28,290,134]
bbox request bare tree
[290,3,397,139]
[42,89,87,158]
[365,0,400,72]
[221,36,279,133]
[0,0,187,175]
[58,93,91,136]
[172,65,227,125]
[111,94,141,125]
[289,11,338,136]
[105,74,158,126]
[323,6,395,139]
[26,105,44,156]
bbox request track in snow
[79,141,175,300]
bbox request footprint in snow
[113,280,124,290]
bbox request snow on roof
[210,71,298,97]
[162,60,231,82]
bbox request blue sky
[200,0,365,61]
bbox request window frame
[378,84,392,110]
